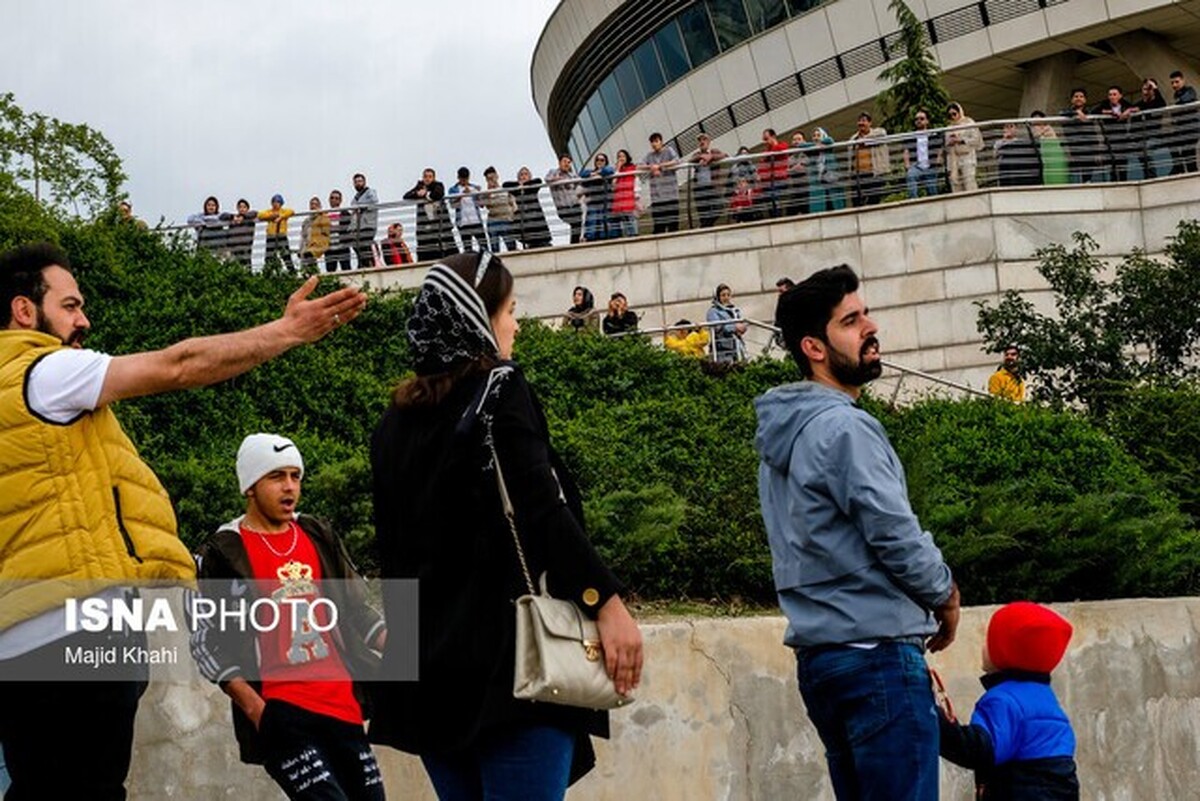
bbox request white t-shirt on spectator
[0,347,112,660]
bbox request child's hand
[930,667,957,723]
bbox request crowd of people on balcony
[181,72,1200,272]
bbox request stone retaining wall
[127,597,1200,799]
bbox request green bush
[1097,383,1200,528]
[3,193,1198,604]
[873,398,1200,602]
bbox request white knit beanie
[236,433,305,494]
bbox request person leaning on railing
[688,133,727,228]
[664,319,708,359]
[257,193,295,272]
[504,168,553,250]
[300,196,330,271]
[1130,79,1173,179]
[993,123,1040,188]
[226,198,258,269]
[1170,71,1199,174]
[944,103,983,193]
[578,154,614,243]
[609,150,639,240]
[1029,111,1070,185]
[482,167,520,254]
[601,292,638,336]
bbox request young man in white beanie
[191,433,387,800]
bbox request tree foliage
[0,92,126,218]
[975,224,1200,412]
[876,0,951,132]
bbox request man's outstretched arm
[97,276,366,407]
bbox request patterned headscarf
[407,252,499,375]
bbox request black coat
[192,515,384,765]
[503,179,552,248]
[403,180,456,261]
[369,365,621,784]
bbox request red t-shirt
[758,140,790,184]
[240,521,362,725]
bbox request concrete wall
[356,173,1200,399]
[126,598,1200,799]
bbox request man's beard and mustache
[36,311,87,347]
[827,336,882,387]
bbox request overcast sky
[0,0,562,226]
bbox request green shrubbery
[4,188,1200,606]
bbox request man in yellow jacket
[0,242,366,800]
[988,345,1027,403]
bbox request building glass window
[613,56,645,112]
[578,104,598,155]
[586,91,612,143]
[787,0,824,15]
[653,20,691,83]
[707,0,753,51]
[678,4,720,68]
[599,74,626,124]
[569,127,583,166]
[744,0,789,31]
[632,38,666,99]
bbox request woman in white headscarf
[945,102,984,192]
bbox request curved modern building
[532,0,1200,166]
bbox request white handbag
[486,424,632,710]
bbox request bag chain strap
[487,421,537,596]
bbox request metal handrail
[151,101,1200,271]
[610,315,994,398]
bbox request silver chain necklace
[249,522,298,558]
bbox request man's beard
[36,311,86,347]
[827,336,882,387]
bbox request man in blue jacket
[755,264,960,801]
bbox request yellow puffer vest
[0,330,195,631]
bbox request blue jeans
[486,220,517,253]
[906,164,939,198]
[796,642,939,801]
[420,724,574,801]
[610,213,637,239]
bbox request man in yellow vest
[0,241,366,800]
[988,344,1027,403]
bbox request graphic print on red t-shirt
[240,521,363,725]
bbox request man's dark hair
[649,132,663,142]
[1070,87,1087,97]
[776,264,859,377]
[353,172,366,182]
[558,153,572,161]
[857,112,872,122]
[1030,110,1046,118]
[763,128,777,137]
[0,242,72,327]
[1171,70,1184,80]
[457,166,470,180]
[483,165,497,177]
[1108,85,1124,95]
[776,277,795,290]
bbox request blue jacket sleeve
[825,416,953,608]
[971,690,1022,765]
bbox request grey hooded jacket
[754,381,953,648]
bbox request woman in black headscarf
[370,252,643,800]
[561,285,599,332]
